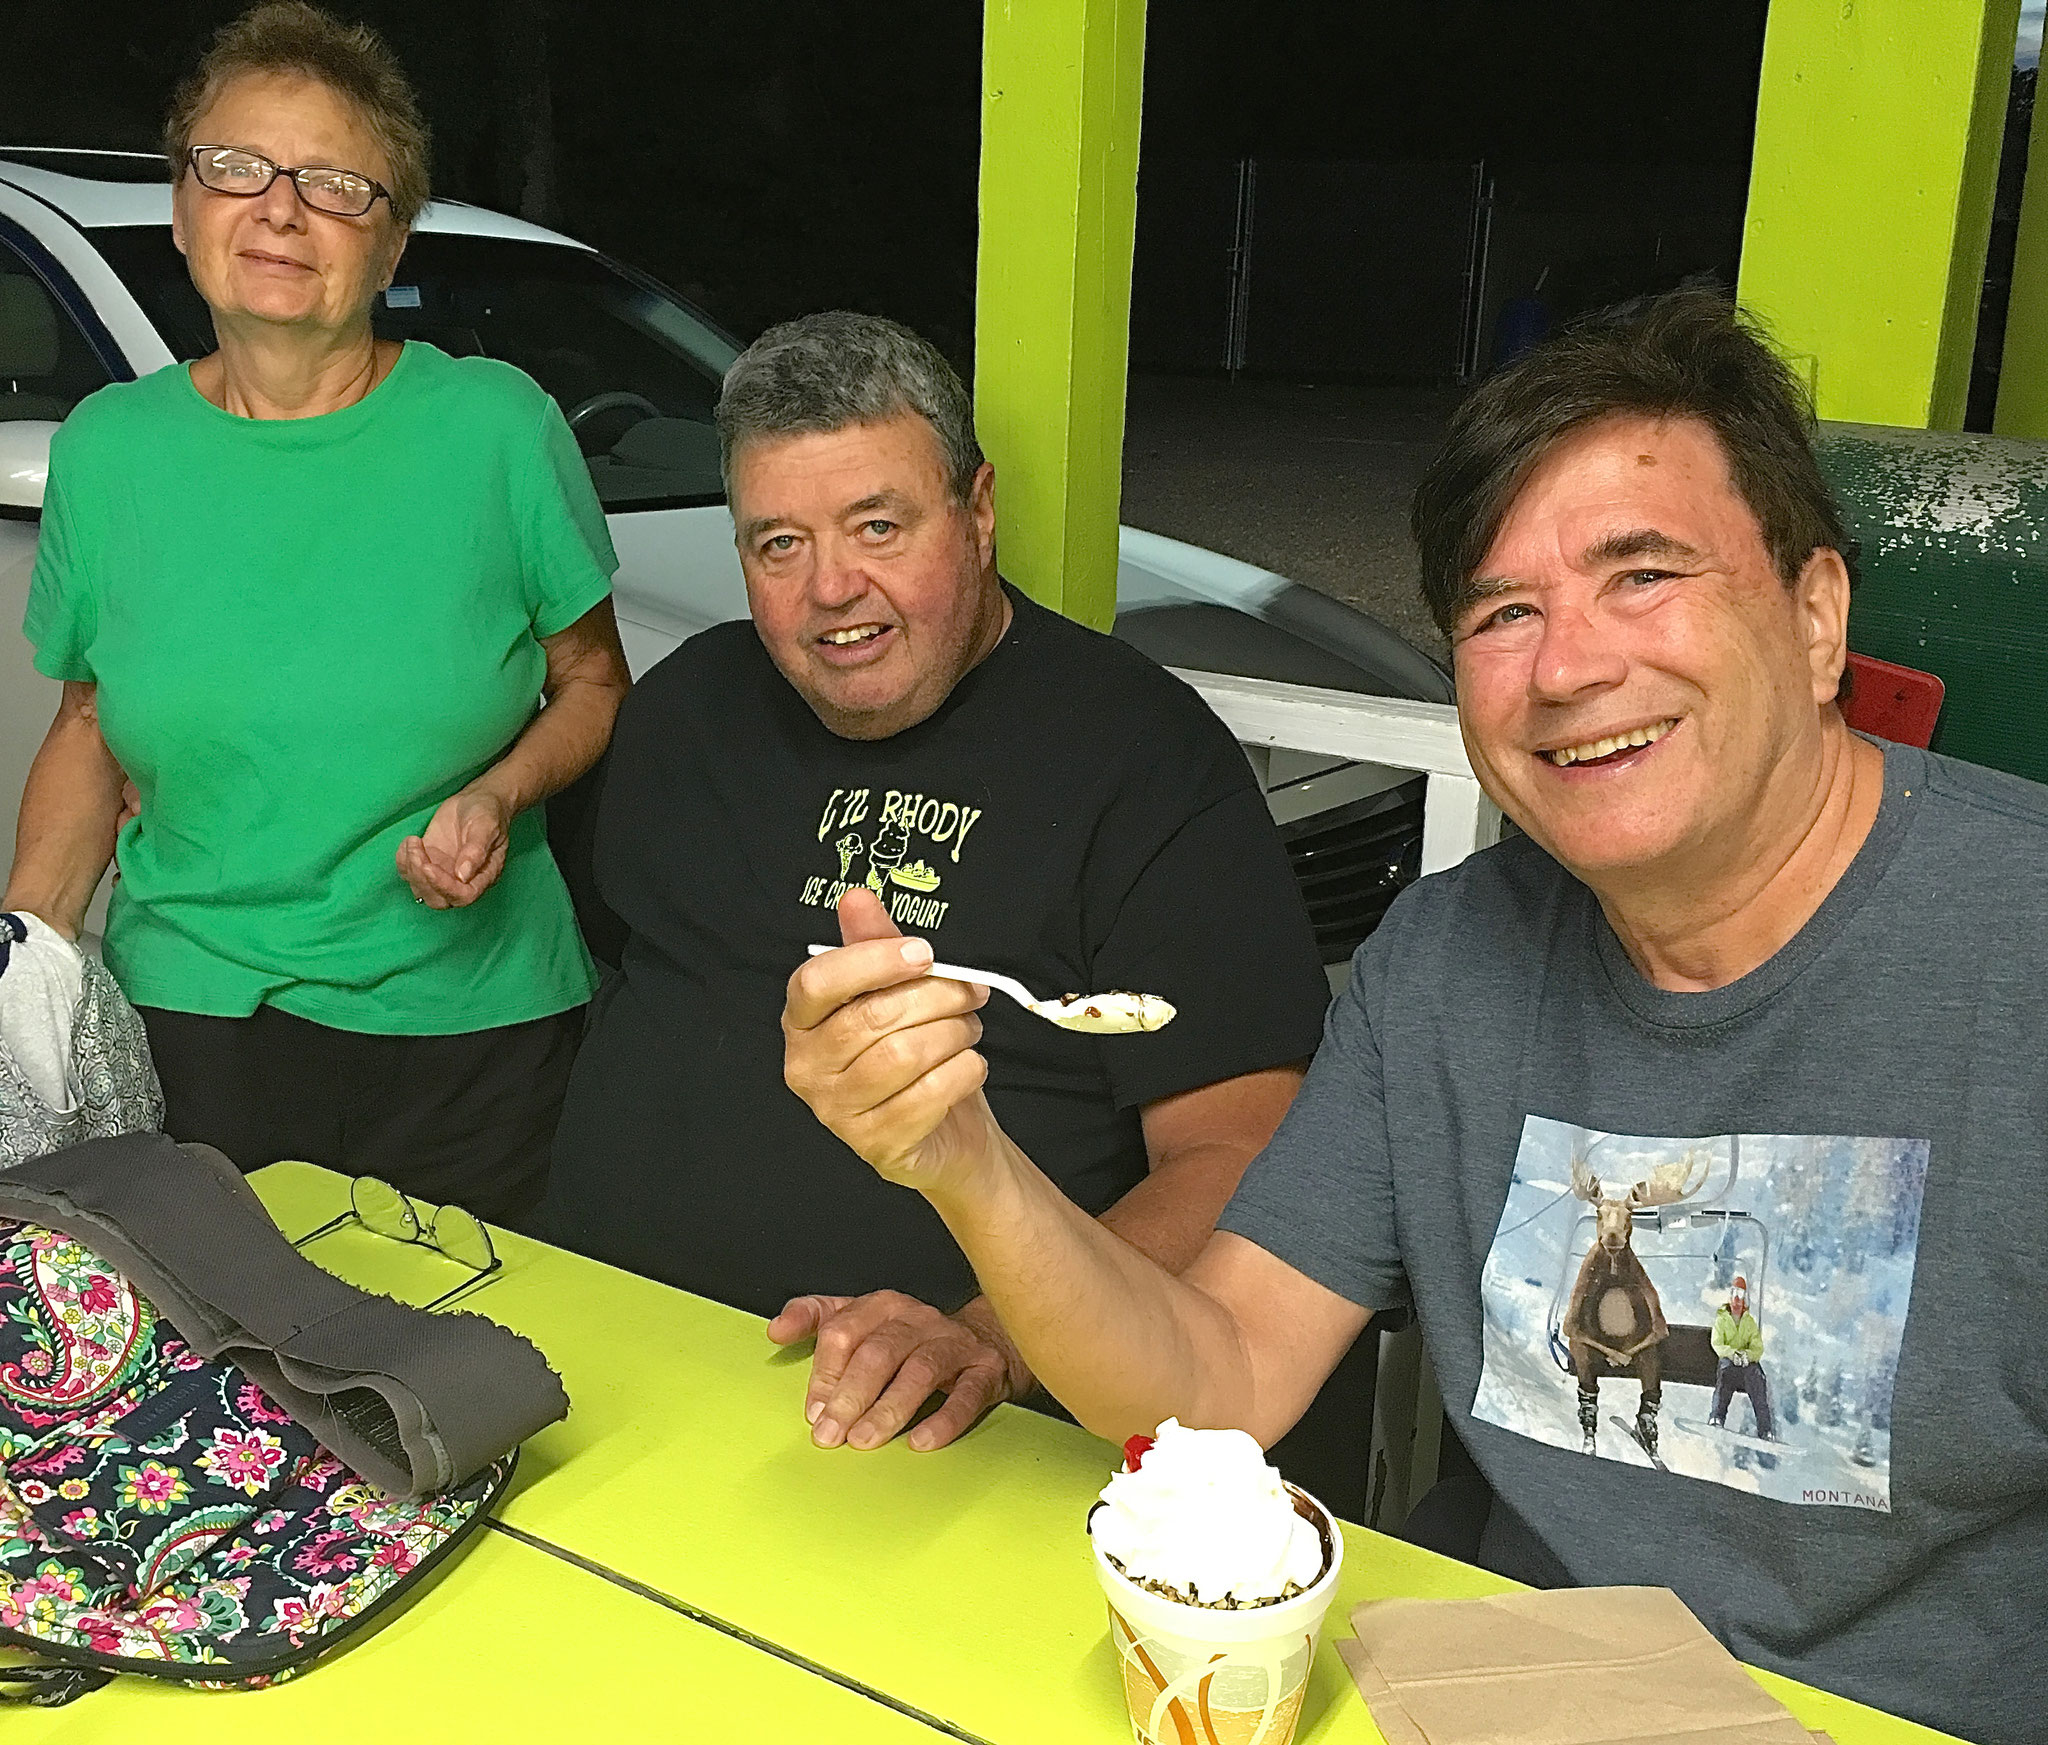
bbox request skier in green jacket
[1709,1276,1774,1439]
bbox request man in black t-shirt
[539,312,1329,1453]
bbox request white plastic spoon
[805,944,1175,1033]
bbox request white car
[0,148,1448,962]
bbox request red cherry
[1123,1433,1155,1471]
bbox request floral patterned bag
[0,1217,512,1703]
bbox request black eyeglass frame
[186,144,393,219]
[292,1177,502,1311]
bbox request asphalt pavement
[1119,374,1464,662]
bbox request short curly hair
[163,2,431,227]
[717,311,986,505]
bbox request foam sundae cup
[1088,1419,1343,1745]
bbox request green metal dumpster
[1819,423,2048,786]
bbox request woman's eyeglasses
[293,1176,501,1310]
[187,145,391,219]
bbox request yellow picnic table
[3,1513,945,1743]
[5,1163,1961,1742]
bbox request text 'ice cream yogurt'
[1090,1420,1326,1607]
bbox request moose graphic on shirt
[1471,1117,1927,1512]
[1560,1151,1707,1461]
[799,784,984,933]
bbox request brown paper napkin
[1339,1586,1824,1745]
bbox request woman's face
[171,72,408,339]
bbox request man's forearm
[3,697,125,938]
[1106,1062,1306,1275]
[928,1133,1259,1444]
[1098,1140,1251,1276]
[958,1138,1255,1397]
[784,934,1351,1451]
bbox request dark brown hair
[164,2,430,226]
[1411,290,1853,635]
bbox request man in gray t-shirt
[778,292,2045,1745]
[1219,736,2044,1739]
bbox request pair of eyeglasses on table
[291,1177,502,1311]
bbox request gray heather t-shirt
[1220,742,2047,1745]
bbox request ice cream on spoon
[1028,989,1177,1033]
[805,945,1175,1034]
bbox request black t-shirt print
[540,585,1330,1318]
[804,780,981,934]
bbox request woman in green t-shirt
[4,5,630,1221]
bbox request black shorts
[135,1003,587,1224]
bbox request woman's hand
[393,601,629,914]
[396,787,512,909]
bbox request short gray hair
[165,2,431,228]
[716,311,985,503]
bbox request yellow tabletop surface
[222,1163,1960,1745]
[3,1520,944,1742]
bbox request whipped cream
[1090,1419,1325,1606]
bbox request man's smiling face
[731,412,1004,740]
[1450,412,1848,883]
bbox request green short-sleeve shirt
[23,342,617,1034]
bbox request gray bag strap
[0,1133,567,1496]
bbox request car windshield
[88,225,740,510]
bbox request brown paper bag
[1339,1586,1820,1745]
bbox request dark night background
[8,2,1771,371]
[15,5,2040,653]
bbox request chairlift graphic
[1476,1117,1925,1512]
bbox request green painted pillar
[1995,68,2048,437]
[1739,0,2020,429]
[975,0,1147,631]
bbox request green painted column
[1739,0,2020,429]
[1995,68,2048,437]
[975,0,1147,631]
